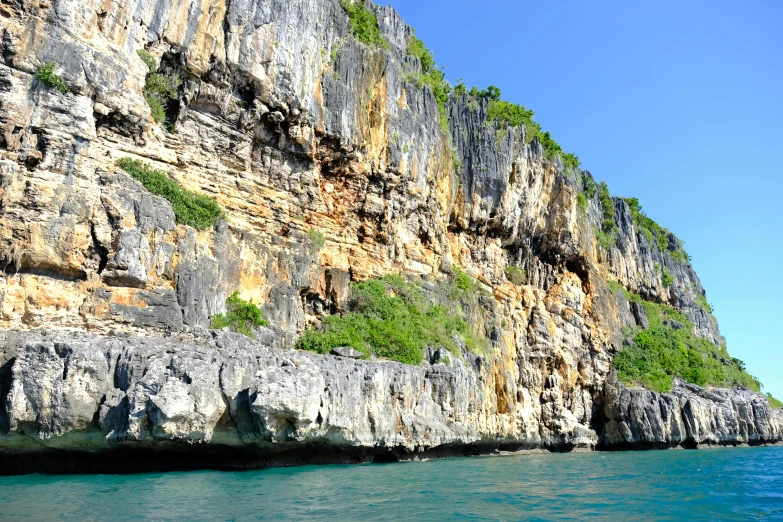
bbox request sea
[1,446,781,521]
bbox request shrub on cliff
[577,193,589,213]
[211,291,268,337]
[767,393,782,409]
[340,0,389,49]
[450,266,474,294]
[613,289,762,393]
[622,197,689,260]
[661,266,674,287]
[695,293,714,314]
[137,49,157,72]
[35,62,70,94]
[598,181,616,231]
[486,99,540,142]
[582,174,598,199]
[307,228,326,254]
[296,275,487,365]
[478,87,579,168]
[116,158,224,230]
[137,50,181,128]
[505,265,526,285]
[404,32,451,131]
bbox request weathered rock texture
[0,0,779,472]
[601,377,782,449]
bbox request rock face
[601,377,783,449]
[0,329,598,473]
[0,0,779,472]
[0,329,779,474]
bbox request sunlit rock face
[0,0,776,471]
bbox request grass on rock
[609,284,762,393]
[116,158,224,230]
[296,275,487,365]
[211,291,268,338]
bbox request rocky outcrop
[0,0,778,473]
[0,329,597,473]
[600,377,783,449]
[1,329,779,474]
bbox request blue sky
[385,0,783,398]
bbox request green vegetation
[595,230,615,251]
[695,293,714,314]
[606,280,625,295]
[35,62,70,93]
[622,197,684,257]
[307,228,326,254]
[475,86,579,168]
[613,289,761,393]
[598,181,616,234]
[767,393,782,409]
[561,153,581,170]
[137,49,157,72]
[116,158,224,230]
[404,32,451,131]
[578,174,597,213]
[211,291,268,337]
[577,193,589,213]
[661,266,674,287]
[137,51,181,128]
[451,149,462,172]
[486,98,539,143]
[449,265,474,295]
[592,181,618,250]
[505,264,526,285]
[406,33,434,72]
[296,275,487,365]
[340,0,389,49]
[582,174,598,199]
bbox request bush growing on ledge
[137,50,181,128]
[598,181,616,232]
[296,275,487,365]
[137,49,157,72]
[767,393,782,409]
[307,228,326,254]
[613,289,762,393]
[622,197,685,257]
[486,99,540,143]
[211,291,268,337]
[695,293,714,314]
[116,158,224,230]
[561,152,580,170]
[505,264,526,285]
[404,32,451,131]
[448,265,475,297]
[35,62,70,93]
[595,230,616,251]
[340,0,389,49]
[661,266,674,287]
[577,193,589,213]
[480,86,579,168]
[582,174,598,199]
[593,181,618,250]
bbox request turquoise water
[1,446,781,521]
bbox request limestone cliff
[0,0,779,473]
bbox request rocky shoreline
[1,0,780,475]
[1,330,779,475]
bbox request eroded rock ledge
[1,330,779,474]
[599,377,783,450]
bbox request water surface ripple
[1,446,781,521]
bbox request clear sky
[385,0,783,398]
